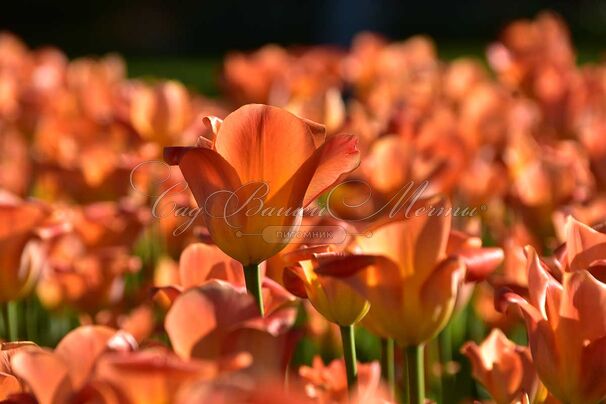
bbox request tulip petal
[459,247,504,282]
[355,196,451,281]
[164,288,219,359]
[282,265,308,299]
[526,246,562,324]
[565,216,606,272]
[179,243,244,288]
[302,134,361,206]
[461,329,528,404]
[151,285,183,309]
[202,115,223,139]
[0,372,20,399]
[11,350,72,404]
[54,325,117,390]
[165,280,258,359]
[560,270,606,341]
[316,254,405,334]
[495,288,543,330]
[301,118,327,147]
[214,104,317,196]
[95,350,215,404]
[420,256,465,308]
[580,334,606,402]
[167,147,256,262]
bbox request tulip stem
[1,302,18,341]
[404,344,425,404]
[381,337,396,398]
[0,304,8,340]
[339,324,358,390]
[243,264,264,316]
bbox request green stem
[405,344,425,404]
[1,304,8,340]
[339,324,358,390]
[243,264,264,316]
[381,338,396,398]
[6,301,19,341]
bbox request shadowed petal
[459,247,504,282]
[283,265,309,299]
[580,335,606,402]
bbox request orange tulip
[164,104,360,266]
[164,104,360,314]
[462,328,538,404]
[317,198,465,347]
[283,245,373,390]
[299,356,392,403]
[0,192,48,302]
[95,349,217,404]
[283,246,369,327]
[8,326,137,404]
[0,341,37,400]
[164,280,296,377]
[498,246,606,403]
[129,80,193,145]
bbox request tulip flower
[315,197,466,403]
[283,246,371,389]
[129,80,193,146]
[0,193,52,338]
[299,356,392,403]
[8,326,138,404]
[0,341,37,400]
[498,246,606,404]
[164,280,297,377]
[95,350,218,404]
[283,247,369,327]
[462,328,538,404]
[164,104,360,315]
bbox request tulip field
[2,11,606,404]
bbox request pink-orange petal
[565,216,606,272]
[11,350,72,404]
[54,325,117,390]
[302,134,361,207]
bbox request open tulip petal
[164,287,220,359]
[179,243,244,288]
[526,246,563,323]
[459,247,504,282]
[561,270,606,341]
[302,134,361,206]
[565,216,606,272]
[202,115,223,139]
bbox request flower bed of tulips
[2,11,606,404]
